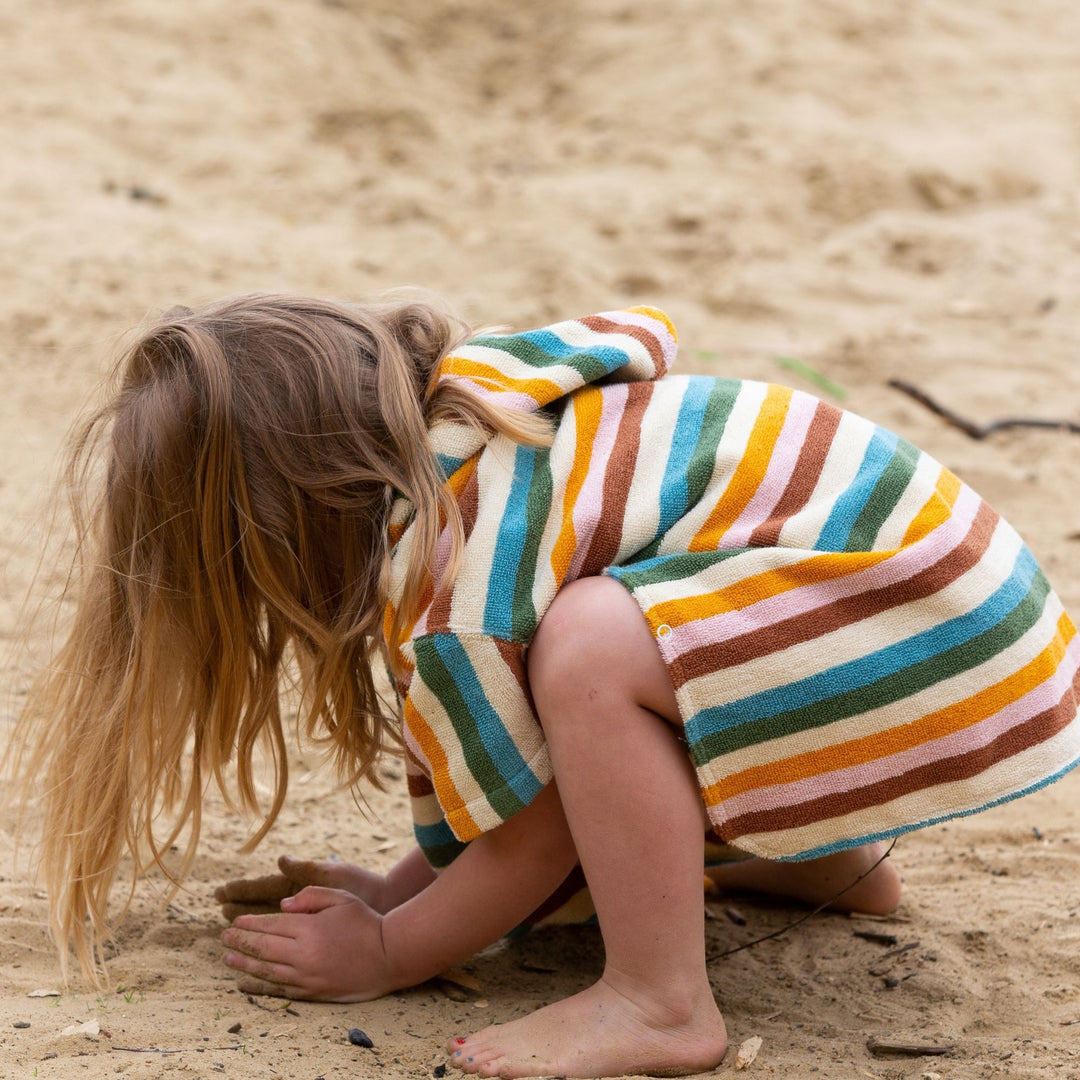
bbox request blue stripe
[686,544,1039,743]
[657,377,714,534]
[431,635,545,804]
[512,328,631,372]
[436,452,468,480]
[483,447,536,638]
[779,751,1080,861]
[413,817,459,849]
[815,427,899,551]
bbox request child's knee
[531,578,638,677]
[528,577,676,719]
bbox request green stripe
[844,437,922,553]
[420,838,469,868]
[512,449,554,640]
[412,637,527,821]
[611,548,751,593]
[690,567,1053,764]
[685,379,741,507]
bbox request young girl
[13,294,1079,1079]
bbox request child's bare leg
[450,577,727,1079]
[706,843,902,915]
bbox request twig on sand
[112,1044,245,1054]
[888,380,1080,439]
[866,1035,954,1057]
[708,840,897,960]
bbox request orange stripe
[901,467,963,547]
[689,385,793,552]
[703,611,1077,807]
[646,549,893,629]
[549,391,603,582]
[441,356,565,407]
[403,697,480,838]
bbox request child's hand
[214,854,390,920]
[221,887,401,1002]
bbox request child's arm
[220,782,578,1001]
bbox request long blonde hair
[8,293,550,979]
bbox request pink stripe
[401,722,431,776]
[438,377,543,412]
[664,483,984,654]
[410,528,456,639]
[566,383,629,581]
[595,308,678,374]
[710,625,1080,819]
[721,391,818,549]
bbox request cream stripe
[448,435,520,629]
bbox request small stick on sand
[866,1035,954,1057]
[888,380,1080,439]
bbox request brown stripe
[426,466,481,634]
[579,313,665,374]
[719,661,1080,842]
[405,743,436,797]
[580,383,652,578]
[669,499,1000,690]
[748,400,842,548]
[493,637,535,713]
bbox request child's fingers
[214,873,294,904]
[279,885,355,915]
[236,975,302,1000]
[223,941,298,987]
[218,901,281,922]
[277,854,345,889]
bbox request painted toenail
[456,1037,466,1044]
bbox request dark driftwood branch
[888,380,1080,439]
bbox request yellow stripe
[628,305,677,342]
[550,391,603,582]
[441,356,565,407]
[689,385,793,552]
[404,697,480,839]
[646,550,893,629]
[901,466,963,548]
[703,611,1077,807]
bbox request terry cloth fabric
[385,308,1080,868]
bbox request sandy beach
[2,1,1079,1077]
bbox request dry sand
[2,1,1080,1077]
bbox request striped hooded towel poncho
[386,307,1080,869]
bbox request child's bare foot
[446,973,727,1079]
[705,841,902,915]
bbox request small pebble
[227,1022,242,1034]
[434,1066,447,1078]
[13,1021,30,1029]
[348,1027,375,1048]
